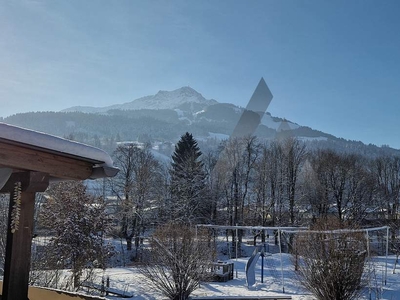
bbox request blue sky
[1,1,400,148]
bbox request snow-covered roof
[0,122,118,180]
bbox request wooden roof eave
[0,126,119,182]
[0,139,94,181]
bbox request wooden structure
[0,123,119,300]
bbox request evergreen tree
[170,132,206,223]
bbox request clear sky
[1,1,400,148]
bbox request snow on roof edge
[0,122,114,168]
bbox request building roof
[0,122,118,182]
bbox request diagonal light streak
[212,78,273,173]
[231,77,273,138]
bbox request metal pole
[366,230,371,300]
[261,248,264,283]
[106,277,110,296]
[236,225,238,260]
[236,224,238,278]
[278,229,285,293]
[385,226,389,285]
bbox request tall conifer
[170,132,206,223]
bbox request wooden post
[1,172,49,300]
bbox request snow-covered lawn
[93,253,400,300]
[27,236,400,299]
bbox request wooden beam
[0,172,49,193]
[0,142,93,180]
[2,191,36,300]
[2,172,49,300]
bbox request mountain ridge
[63,86,218,113]
[2,86,399,157]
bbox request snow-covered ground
[90,252,400,300]
[26,235,400,299]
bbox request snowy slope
[261,114,300,131]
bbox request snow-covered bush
[140,223,215,300]
[293,219,367,300]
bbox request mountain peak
[158,86,198,94]
[154,86,203,100]
[62,86,218,113]
[136,86,216,110]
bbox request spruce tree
[170,132,206,223]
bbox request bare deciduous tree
[39,181,112,290]
[373,155,400,220]
[111,143,162,251]
[203,150,224,224]
[281,137,307,225]
[140,223,214,300]
[308,150,376,224]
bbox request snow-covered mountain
[4,85,399,157]
[6,85,336,145]
[63,86,218,113]
[61,85,305,138]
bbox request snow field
[82,252,400,300]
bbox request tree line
[111,132,400,230]
[106,132,399,299]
